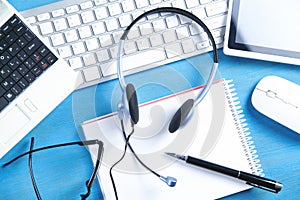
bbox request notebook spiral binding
[223,80,264,177]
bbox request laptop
[224,0,300,66]
[0,0,80,158]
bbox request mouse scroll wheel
[266,90,277,98]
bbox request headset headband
[117,7,219,106]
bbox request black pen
[165,152,283,193]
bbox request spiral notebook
[81,79,263,199]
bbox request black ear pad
[168,99,195,133]
[126,83,139,124]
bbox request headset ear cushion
[168,99,194,133]
[126,83,139,124]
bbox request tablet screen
[225,0,300,64]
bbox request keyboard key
[192,7,207,19]
[31,66,43,77]
[172,0,187,9]
[166,16,179,28]
[57,46,72,58]
[2,77,15,90]
[24,38,42,55]
[39,22,54,35]
[37,13,51,21]
[23,31,35,42]
[182,38,196,53]
[165,42,182,58]
[0,85,5,96]
[38,59,50,70]
[17,64,29,75]
[24,72,35,83]
[8,43,21,56]
[69,57,83,69]
[67,14,81,27]
[139,23,153,35]
[0,52,11,65]
[78,26,92,39]
[200,0,212,4]
[8,57,21,70]
[121,0,135,12]
[149,34,163,47]
[5,31,18,44]
[11,84,22,96]
[109,45,118,59]
[31,52,42,63]
[94,0,107,5]
[124,41,137,54]
[26,17,37,24]
[105,18,119,32]
[135,0,149,8]
[72,42,86,55]
[80,1,94,10]
[45,53,58,64]
[66,5,80,13]
[163,30,177,43]
[101,49,166,76]
[86,38,99,51]
[0,39,8,53]
[4,91,15,102]
[197,41,210,49]
[91,22,105,35]
[127,27,140,39]
[0,97,9,111]
[51,33,65,46]
[152,19,166,32]
[0,65,11,79]
[94,7,108,20]
[17,50,28,62]
[205,1,228,17]
[38,46,50,57]
[108,3,122,16]
[119,14,132,28]
[149,0,162,5]
[24,58,36,69]
[52,9,65,17]
[99,34,112,47]
[176,26,189,39]
[18,78,29,89]
[83,53,97,66]
[186,0,199,8]
[64,29,79,42]
[81,11,95,24]
[204,14,227,30]
[136,38,150,50]
[14,23,27,36]
[83,66,101,81]
[96,49,110,62]
[53,18,68,31]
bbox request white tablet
[223,0,300,66]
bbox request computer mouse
[251,75,300,134]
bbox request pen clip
[246,182,281,193]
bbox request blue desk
[1,1,300,199]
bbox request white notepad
[81,79,263,200]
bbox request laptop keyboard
[21,0,228,89]
[0,14,58,112]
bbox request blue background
[1,0,300,199]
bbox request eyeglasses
[2,137,104,200]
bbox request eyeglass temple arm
[80,140,104,199]
[2,139,101,167]
[28,137,42,200]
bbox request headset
[111,7,219,199]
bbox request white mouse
[251,75,300,134]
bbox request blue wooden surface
[1,0,300,199]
